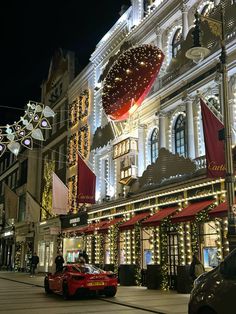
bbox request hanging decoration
[102,44,164,121]
[0,101,55,157]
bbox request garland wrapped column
[134,223,141,286]
[160,222,169,290]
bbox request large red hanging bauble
[102,44,164,121]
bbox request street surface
[0,272,189,314]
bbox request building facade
[64,0,236,289]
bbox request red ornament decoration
[102,45,164,121]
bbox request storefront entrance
[167,231,179,289]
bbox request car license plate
[87,281,105,286]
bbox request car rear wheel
[62,282,70,300]
[44,278,52,294]
[198,307,216,314]
[104,286,117,297]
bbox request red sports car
[44,263,118,299]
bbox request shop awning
[119,212,150,230]
[78,221,108,234]
[98,217,123,232]
[142,206,179,227]
[77,225,89,234]
[209,201,230,218]
[171,199,214,223]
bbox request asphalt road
[0,273,189,314]
[0,277,154,314]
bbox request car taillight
[72,275,85,280]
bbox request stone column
[228,75,236,145]
[155,25,162,50]
[159,113,166,149]
[186,99,195,159]
[138,124,147,176]
[182,2,189,40]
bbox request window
[175,115,186,156]
[150,128,158,163]
[172,28,182,58]
[18,194,26,222]
[104,159,109,196]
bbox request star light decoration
[102,44,164,121]
[0,101,55,157]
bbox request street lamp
[186,5,236,252]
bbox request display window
[38,241,45,266]
[141,229,152,268]
[199,221,219,269]
[63,237,84,263]
[104,234,110,264]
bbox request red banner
[77,155,96,204]
[200,98,226,178]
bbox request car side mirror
[219,262,225,275]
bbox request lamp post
[186,5,236,252]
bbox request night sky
[0,0,131,126]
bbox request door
[167,232,179,289]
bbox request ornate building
[63,0,236,290]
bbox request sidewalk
[0,271,189,314]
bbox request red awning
[98,217,123,232]
[77,225,89,234]
[209,201,229,218]
[84,221,108,234]
[142,207,178,227]
[119,212,150,230]
[171,199,214,223]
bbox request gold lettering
[208,161,226,171]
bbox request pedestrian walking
[30,252,39,277]
[55,251,64,272]
[190,254,205,282]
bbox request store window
[175,114,186,157]
[150,128,158,163]
[199,221,219,269]
[38,241,45,267]
[141,229,152,268]
[63,237,84,263]
[104,234,110,264]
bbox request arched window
[172,28,182,58]
[175,115,186,156]
[150,128,158,163]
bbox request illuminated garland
[110,223,120,275]
[134,223,142,286]
[0,101,55,157]
[41,160,55,219]
[160,220,169,290]
[14,242,23,271]
[56,233,63,254]
[191,208,210,254]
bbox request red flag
[77,155,96,204]
[200,98,226,178]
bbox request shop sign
[61,212,88,229]
[158,192,183,205]
[188,186,213,198]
